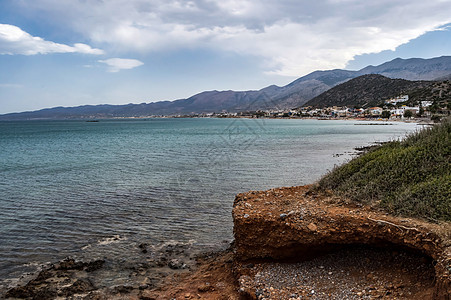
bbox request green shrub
[317,118,451,221]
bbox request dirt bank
[233,185,450,299]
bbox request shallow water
[0,118,420,288]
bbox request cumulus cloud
[13,0,451,76]
[98,58,144,72]
[0,24,104,55]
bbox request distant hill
[304,74,432,108]
[1,56,451,120]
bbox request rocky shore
[3,242,205,299]
[4,185,450,299]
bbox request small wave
[21,261,50,269]
[97,235,127,246]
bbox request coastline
[4,185,449,299]
[0,115,433,125]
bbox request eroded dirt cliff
[233,185,450,299]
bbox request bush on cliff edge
[317,118,450,222]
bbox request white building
[368,107,383,116]
[390,106,420,117]
[385,95,409,105]
[421,101,433,107]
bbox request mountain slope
[304,74,432,108]
[1,56,451,119]
[408,80,451,105]
[357,56,451,80]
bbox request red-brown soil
[137,249,243,300]
[233,185,450,299]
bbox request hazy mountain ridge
[1,56,451,120]
[357,56,451,80]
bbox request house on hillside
[385,95,409,105]
[349,108,365,116]
[331,107,349,117]
[390,105,420,117]
[421,101,433,107]
[367,107,383,116]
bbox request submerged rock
[168,259,186,270]
[4,258,102,299]
[59,278,95,296]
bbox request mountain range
[1,56,451,120]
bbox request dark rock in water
[54,257,105,272]
[139,243,149,253]
[5,268,60,299]
[138,243,148,249]
[55,258,85,270]
[5,285,53,299]
[85,259,105,272]
[34,270,53,281]
[59,278,95,296]
[168,259,185,270]
[5,242,199,299]
[5,258,103,299]
[113,285,134,294]
[163,243,188,255]
[5,282,58,299]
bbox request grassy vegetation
[317,118,450,222]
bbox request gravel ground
[240,245,435,299]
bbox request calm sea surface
[0,118,420,288]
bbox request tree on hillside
[417,107,424,117]
[381,110,391,119]
[404,110,413,119]
[430,102,440,114]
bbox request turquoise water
[0,118,420,287]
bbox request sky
[1,0,451,114]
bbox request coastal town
[174,95,449,121]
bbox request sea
[0,118,421,290]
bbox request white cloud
[0,24,104,55]
[98,58,144,72]
[12,0,451,76]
